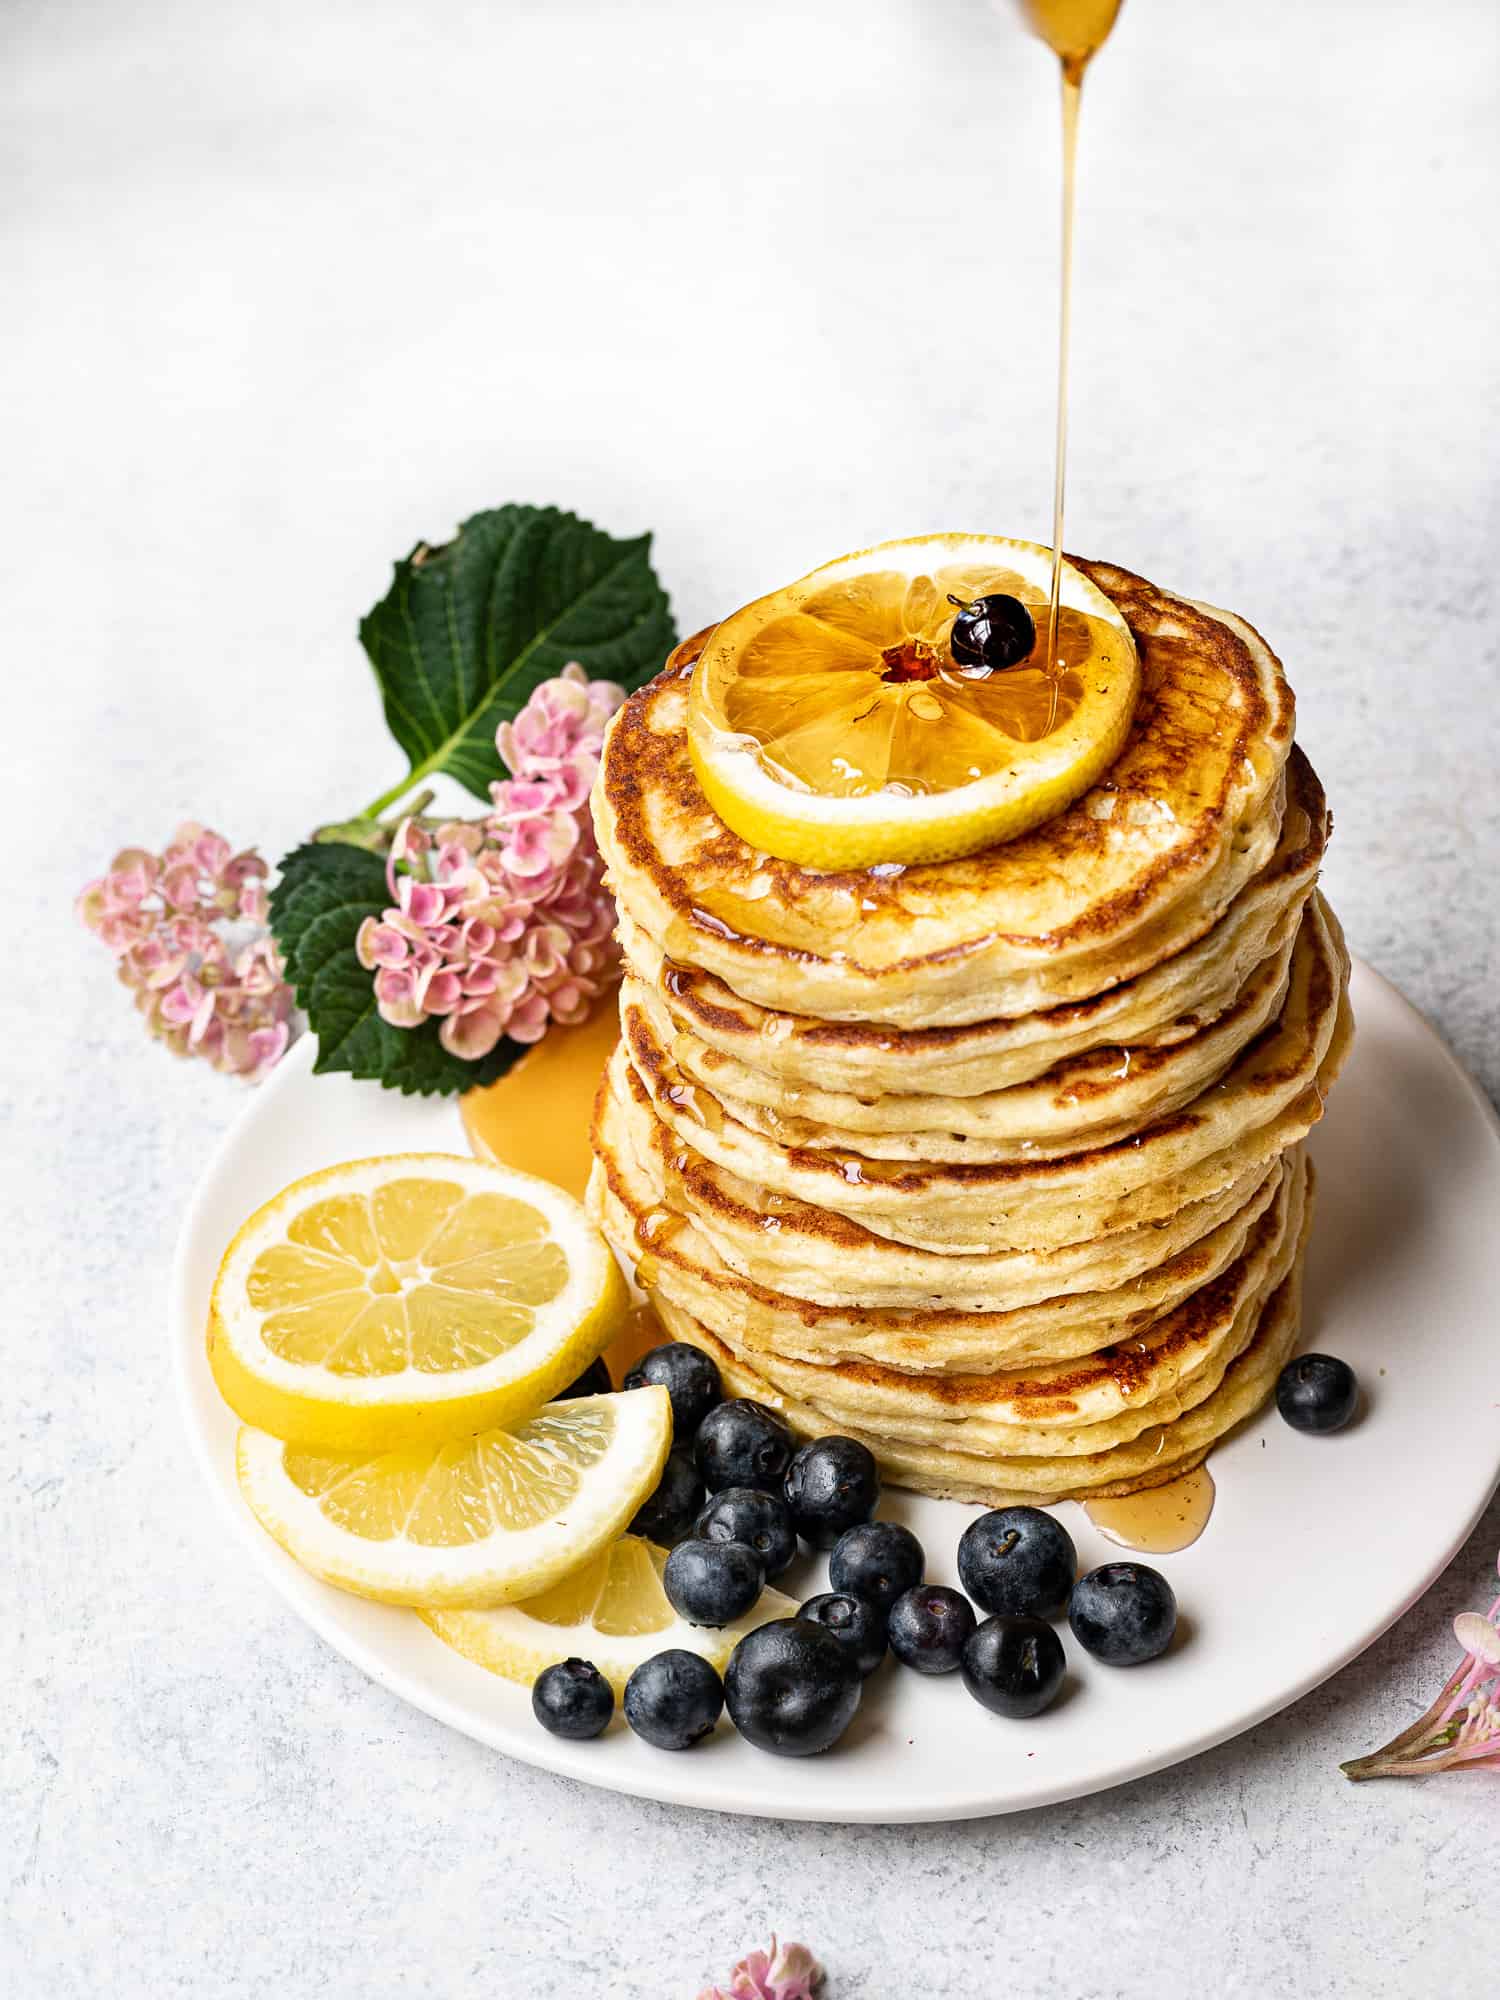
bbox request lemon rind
[208,1152,629,1448]
[234,1387,673,1609]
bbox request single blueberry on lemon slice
[235,1389,671,1608]
[420,1533,798,1693]
[209,1153,628,1450]
[687,533,1139,870]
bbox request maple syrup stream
[1021,0,1122,724]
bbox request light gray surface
[7,0,1499,1993]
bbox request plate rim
[169,957,1500,1822]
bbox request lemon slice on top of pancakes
[687,533,1140,870]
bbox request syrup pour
[1083,1463,1216,1553]
[1019,0,1124,716]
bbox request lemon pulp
[248,1179,567,1378]
[279,1402,617,1544]
[209,1154,627,1449]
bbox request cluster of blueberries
[531,1340,1214,1758]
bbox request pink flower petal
[419,969,464,1015]
[158,976,204,1027]
[188,986,218,1045]
[373,966,426,1029]
[191,830,232,877]
[1455,1613,1500,1666]
[245,1022,291,1077]
[160,863,200,912]
[440,1001,505,1060]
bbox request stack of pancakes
[588,559,1352,1506]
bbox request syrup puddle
[459,1001,620,1200]
[1083,1464,1216,1553]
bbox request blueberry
[957,1506,1076,1619]
[623,1341,722,1438]
[798,1591,888,1678]
[622,1649,724,1750]
[531,1657,614,1740]
[557,1355,613,1400]
[696,1487,797,1581]
[1276,1353,1359,1435]
[828,1521,924,1616]
[887,1585,977,1675]
[629,1448,703,1545]
[783,1437,881,1550]
[961,1616,1066,1718]
[694,1398,795,1494]
[724,1618,861,1757]
[1068,1562,1177,1666]
[664,1538,765,1626]
[947,592,1037,673]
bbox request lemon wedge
[421,1533,799,1693]
[687,533,1139,869]
[235,1390,672,1608]
[209,1154,628,1450]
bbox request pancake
[658,1196,1311,1507]
[596,1045,1286,1314]
[594,561,1295,1028]
[646,1152,1304,1459]
[619,743,1328,1102]
[623,919,1295,1162]
[591,1081,1293,1372]
[620,894,1349,1253]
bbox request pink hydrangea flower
[1343,1553,1500,1779]
[355,663,625,1059]
[698,1938,825,2000]
[77,823,294,1081]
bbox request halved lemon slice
[688,533,1140,869]
[421,1534,799,1693]
[235,1389,671,1607]
[209,1154,628,1450]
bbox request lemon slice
[421,1534,799,1693]
[235,1389,671,1608]
[209,1153,628,1450]
[688,532,1140,868]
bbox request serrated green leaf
[270,842,391,988]
[271,843,524,1097]
[357,504,677,808]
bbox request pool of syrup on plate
[1084,1464,1216,1554]
[460,1003,668,1382]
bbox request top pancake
[618,745,1327,1100]
[595,559,1296,1027]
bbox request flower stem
[313,790,436,852]
[1340,1651,1484,1781]
[358,765,438,822]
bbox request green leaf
[357,504,677,808]
[270,842,525,1097]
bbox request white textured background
[7,0,1500,1993]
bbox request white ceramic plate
[172,960,1500,1822]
